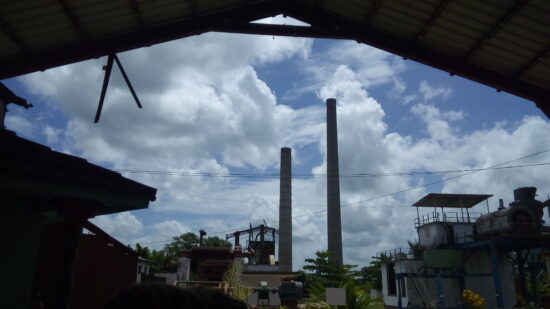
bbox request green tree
[134,243,151,259]
[133,243,167,274]
[149,249,168,273]
[301,251,383,309]
[165,232,199,257]
[303,251,357,288]
[203,236,232,248]
[358,260,382,290]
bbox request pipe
[199,230,206,246]
[278,147,292,272]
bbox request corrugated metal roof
[0,0,549,116]
[0,129,157,214]
[412,193,493,208]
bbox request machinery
[254,280,303,308]
[475,187,546,236]
[226,222,278,265]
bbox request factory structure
[173,99,345,305]
[378,187,550,309]
[173,148,299,306]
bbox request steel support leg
[517,250,529,302]
[490,242,504,308]
[436,274,445,309]
[528,262,538,303]
[459,277,466,309]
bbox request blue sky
[3,16,549,269]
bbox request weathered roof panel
[0,0,548,117]
[413,193,493,208]
[0,130,157,215]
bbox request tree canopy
[302,251,357,288]
[133,231,232,273]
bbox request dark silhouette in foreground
[105,284,247,309]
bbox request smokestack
[326,98,343,265]
[279,147,292,272]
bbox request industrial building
[378,187,550,309]
[0,128,157,308]
[1,1,549,118]
[175,147,299,305]
[2,1,550,308]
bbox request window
[387,263,396,295]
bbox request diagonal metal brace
[94,53,142,123]
[113,54,142,109]
[94,54,114,123]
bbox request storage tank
[475,187,543,236]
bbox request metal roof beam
[361,0,382,28]
[59,0,89,40]
[515,44,550,79]
[211,23,352,40]
[186,0,198,15]
[464,0,527,59]
[281,1,550,118]
[128,0,146,30]
[0,16,29,53]
[414,0,450,42]
[0,0,283,79]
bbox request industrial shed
[0,0,549,117]
[0,129,156,308]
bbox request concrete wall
[464,249,516,308]
[154,272,178,285]
[382,253,516,309]
[418,222,448,247]
[451,223,475,244]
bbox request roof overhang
[412,193,493,208]
[0,130,157,216]
[1,0,549,117]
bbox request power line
[136,149,550,246]
[116,160,550,179]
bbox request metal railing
[375,247,413,261]
[442,211,482,223]
[414,212,440,228]
[414,211,483,228]
[175,280,224,289]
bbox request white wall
[154,272,178,285]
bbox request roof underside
[0,130,157,215]
[1,0,549,117]
[413,193,493,208]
